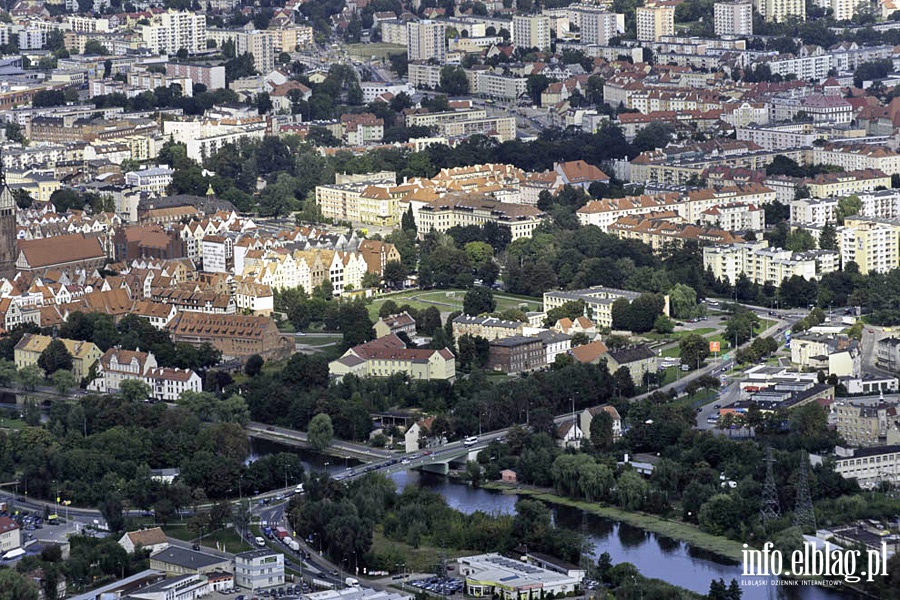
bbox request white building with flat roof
[457,553,581,600]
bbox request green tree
[679,333,710,369]
[439,65,469,95]
[308,413,334,451]
[817,221,837,251]
[120,379,151,402]
[383,260,407,289]
[244,354,264,377]
[83,40,110,55]
[653,314,674,334]
[526,74,550,105]
[836,195,862,224]
[16,364,43,391]
[589,410,614,451]
[37,339,73,375]
[668,283,700,319]
[616,469,648,511]
[463,287,496,316]
[51,369,76,395]
[0,570,39,600]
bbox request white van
[463,436,478,447]
[255,537,266,547]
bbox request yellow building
[14,334,102,381]
[839,216,900,275]
[636,5,675,42]
[329,334,456,381]
[805,169,891,199]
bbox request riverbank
[482,482,745,562]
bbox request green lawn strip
[164,525,253,554]
[482,484,744,562]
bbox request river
[248,439,860,599]
[391,470,861,600]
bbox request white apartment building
[569,8,623,45]
[88,348,202,401]
[702,202,764,231]
[703,242,839,286]
[512,15,551,50]
[207,29,275,74]
[124,166,174,195]
[839,216,900,275]
[162,118,267,162]
[18,29,47,50]
[636,5,675,42]
[811,145,900,176]
[140,11,207,54]
[714,1,753,36]
[859,190,900,220]
[829,0,868,21]
[381,21,408,46]
[235,550,285,590]
[147,367,203,402]
[757,0,806,22]
[790,198,838,227]
[766,52,831,81]
[407,21,446,63]
[475,72,527,101]
[201,235,233,273]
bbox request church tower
[0,152,18,280]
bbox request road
[247,422,393,461]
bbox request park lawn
[660,345,681,358]
[644,327,717,342]
[165,524,253,554]
[346,42,405,60]
[368,289,542,321]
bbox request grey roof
[606,344,656,364]
[126,573,199,595]
[237,549,283,560]
[452,315,522,329]
[150,546,230,569]
[490,335,542,348]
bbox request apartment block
[512,15,551,50]
[207,29,275,73]
[166,63,226,90]
[757,0,806,22]
[839,216,900,275]
[702,242,839,286]
[543,286,660,329]
[829,0,868,21]
[636,5,675,42]
[140,11,206,54]
[569,7,624,46]
[407,21,446,63]
[790,198,838,227]
[714,1,753,36]
[833,400,899,448]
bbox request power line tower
[760,446,780,529]
[794,451,817,534]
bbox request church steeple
[0,147,18,280]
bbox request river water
[391,470,860,600]
[247,439,860,599]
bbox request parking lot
[408,577,463,596]
[209,581,315,600]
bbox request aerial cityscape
[4,0,900,598]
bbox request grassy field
[643,327,717,342]
[368,289,542,321]
[165,525,254,554]
[346,42,405,60]
[482,484,745,561]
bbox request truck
[345,578,359,587]
[274,527,289,540]
[288,539,301,552]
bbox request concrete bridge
[246,422,393,462]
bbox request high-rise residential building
[714,1,753,36]
[839,216,900,275]
[577,9,624,46]
[636,5,675,42]
[407,20,446,63]
[756,0,805,22]
[139,10,207,54]
[512,15,551,51]
[829,0,867,21]
[207,29,276,74]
